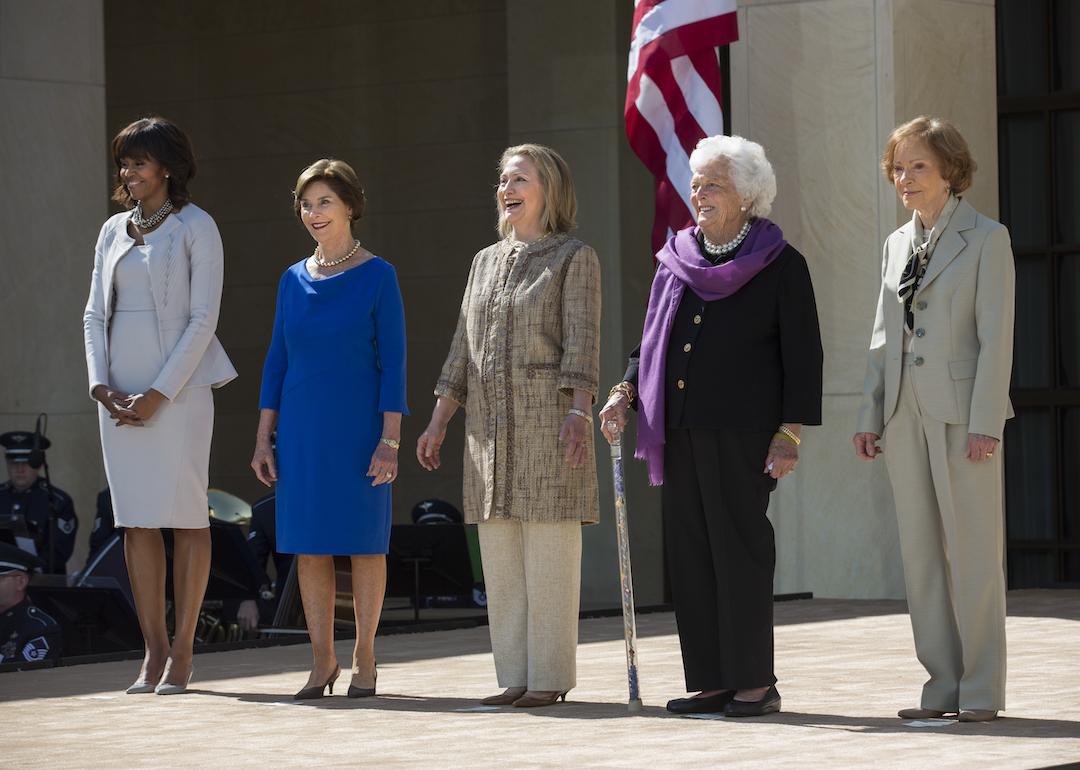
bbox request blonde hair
[496,144,577,238]
[293,158,366,224]
[882,116,977,193]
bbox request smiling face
[297,180,354,245]
[118,155,169,208]
[497,155,545,241]
[690,160,748,240]
[892,138,951,218]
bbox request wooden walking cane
[610,436,643,712]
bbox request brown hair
[882,116,977,193]
[497,144,577,238]
[111,116,197,209]
[293,159,366,225]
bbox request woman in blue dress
[251,159,407,700]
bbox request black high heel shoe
[348,661,377,698]
[294,665,341,700]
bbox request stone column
[729,0,998,598]
[0,0,107,571]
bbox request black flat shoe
[723,685,781,717]
[666,690,735,714]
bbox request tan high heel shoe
[513,690,569,708]
[481,687,526,706]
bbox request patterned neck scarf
[898,194,959,333]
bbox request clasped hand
[93,385,165,427]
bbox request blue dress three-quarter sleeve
[259,257,408,555]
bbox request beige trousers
[884,367,1007,711]
[477,519,582,691]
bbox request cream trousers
[477,518,582,691]
[884,366,1007,711]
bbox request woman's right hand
[599,393,630,444]
[852,432,883,460]
[251,439,278,487]
[416,422,447,471]
[92,384,142,427]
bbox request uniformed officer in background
[0,431,78,574]
[0,542,62,664]
[234,491,294,630]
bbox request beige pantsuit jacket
[856,199,1015,438]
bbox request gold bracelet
[776,425,801,446]
[608,381,636,405]
[568,408,593,423]
[380,438,400,450]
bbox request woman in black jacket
[600,135,823,717]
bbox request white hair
[688,135,777,218]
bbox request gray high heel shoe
[155,667,193,695]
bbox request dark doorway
[997,0,1080,587]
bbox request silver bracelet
[568,408,593,424]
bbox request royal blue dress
[259,257,408,555]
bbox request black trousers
[662,428,778,691]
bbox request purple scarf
[634,218,788,485]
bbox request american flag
[625,0,739,252]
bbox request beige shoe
[481,687,526,706]
[958,709,998,722]
[898,707,951,719]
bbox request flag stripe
[625,0,739,253]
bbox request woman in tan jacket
[417,144,600,708]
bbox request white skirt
[99,309,213,529]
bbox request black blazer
[624,244,824,431]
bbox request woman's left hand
[965,433,999,463]
[559,414,589,468]
[764,436,799,479]
[368,441,399,486]
[122,389,166,423]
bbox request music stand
[28,577,143,657]
[386,524,474,622]
[75,533,134,608]
[0,513,38,558]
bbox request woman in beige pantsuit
[854,116,1015,722]
[417,144,600,708]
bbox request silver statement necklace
[702,219,752,257]
[131,198,174,230]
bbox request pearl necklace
[131,199,174,231]
[702,219,751,257]
[313,239,361,268]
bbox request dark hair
[111,117,197,209]
[293,159,366,225]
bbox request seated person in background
[87,487,118,561]
[0,432,78,574]
[0,542,62,663]
[233,492,294,631]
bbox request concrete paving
[3,591,1079,768]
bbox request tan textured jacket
[435,234,601,524]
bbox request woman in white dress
[83,117,237,694]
